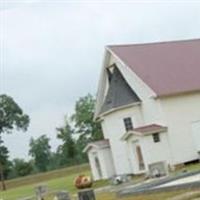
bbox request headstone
[113,176,123,185]
[78,189,96,200]
[148,161,168,178]
[17,197,35,200]
[35,184,48,200]
[112,174,132,185]
[54,191,71,200]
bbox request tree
[71,94,103,141]
[69,94,103,164]
[48,152,61,170]
[0,95,29,134]
[29,135,51,172]
[56,117,76,166]
[0,94,30,190]
[11,159,33,177]
[0,138,9,190]
[75,134,89,164]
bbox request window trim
[123,117,134,132]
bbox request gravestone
[35,184,48,200]
[112,174,132,185]
[78,189,96,200]
[17,197,35,200]
[54,191,71,200]
[148,161,168,178]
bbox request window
[123,117,133,132]
[153,133,160,143]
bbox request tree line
[0,94,103,190]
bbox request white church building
[84,39,200,180]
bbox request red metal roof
[121,124,167,140]
[133,124,167,134]
[109,39,200,97]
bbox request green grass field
[1,164,93,200]
[1,163,200,200]
[1,164,110,200]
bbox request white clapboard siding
[191,121,200,152]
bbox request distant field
[5,164,89,190]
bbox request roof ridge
[107,38,200,48]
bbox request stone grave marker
[54,191,71,200]
[148,161,168,178]
[78,189,96,200]
[35,184,48,200]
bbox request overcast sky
[0,0,200,160]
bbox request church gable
[99,65,141,115]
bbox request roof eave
[121,131,142,141]
[106,46,158,99]
[98,102,141,119]
[154,89,200,99]
[121,126,168,141]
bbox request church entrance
[133,142,145,172]
[94,153,102,179]
[136,145,145,171]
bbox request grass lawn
[1,164,93,200]
[174,162,200,174]
[1,162,200,200]
[1,164,109,200]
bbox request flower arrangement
[74,175,93,189]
